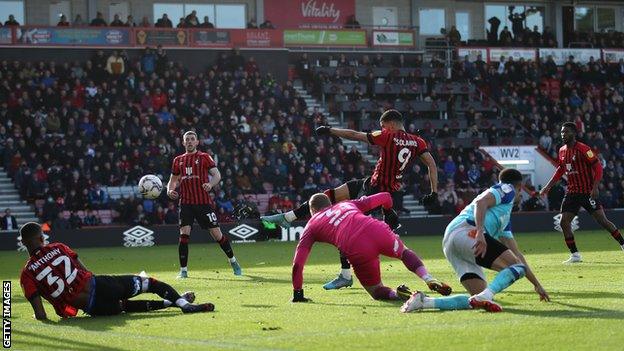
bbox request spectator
[90,12,107,26]
[176,17,186,28]
[1,208,17,231]
[106,50,125,76]
[247,18,258,29]
[260,20,275,29]
[4,15,20,26]
[83,210,101,226]
[487,16,501,44]
[124,15,136,27]
[200,16,214,28]
[184,10,199,27]
[57,15,70,26]
[73,14,85,26]
[344,15,360,29]
[139,16,151,27]
[447,25,461,45]
[52,212,71,231]
[155,14,173,28]
[110,14,124,26]
[164,203,178,224]
[69,212,83,228]
[508,6,526,39]
[141,47,156,74]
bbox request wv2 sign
[480,145,537,171]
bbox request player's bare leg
[209,227,242,275]
[560,212,582,263]
[590,209,624,250]
[177,225,191,278]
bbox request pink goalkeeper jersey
[291,193,393,290]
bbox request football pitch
[3,230,623,351]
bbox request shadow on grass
[15,329,125,351]
[505,300,624,320]
[507,290,624,300]
[56,309,182,332]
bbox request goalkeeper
[262,109,439,290]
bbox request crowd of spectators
[454,52,624,209]
[0,12,279,30]
[0,47,371,227]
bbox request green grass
[3,230,624,351]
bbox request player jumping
[289,192,451,303]
[540,122,624,263]
[262,109,438,290]
[401,168,549,313]
[167,131,242,278]
[19,222,213,320]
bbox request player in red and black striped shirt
[20,222,213,320]
[262,110,440,290]
[167,131,242,278]
[540,122,624,263]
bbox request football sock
[372,286,399,300]
[340,252,351,269]
[147,278,182,302]
[487,264,526,295]
[228,257,237,263]
[217,235,234,258]
[175,298,190,308]
[284,211,297,222]
[424,295,470,310]
[340,269,352,280]
[123,300,168,312]
[565,238,578,253]
[401,249,428,280]
[610,229,624,245]
[179,234,190,268]
[292,202,310,220]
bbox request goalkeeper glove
[383,208,400,231]
[422,192,438,207]
[315,126,332,136]
[291,289,310,303]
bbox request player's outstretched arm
[539,165,564,197]
[316,126,368,143]
[28,294,48,321]
[500,237,550,302]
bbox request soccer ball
[138,175,163,199]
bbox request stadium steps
[294,82,377,165]
[0,168,39,227]
[294,82,428,218]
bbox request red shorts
[342,221,405,287]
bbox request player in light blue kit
[401,168,550,313]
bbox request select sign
[228,224,259,240]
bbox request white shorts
[442,221,486,281]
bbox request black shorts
[179,204,219,229]
[346,177,395,198]
[86,275,142,316]
[561,193,602,215]
[475,233,510,269]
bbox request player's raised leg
[208,226,242,275]
[590,208,624,251]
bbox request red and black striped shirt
[20,242,93,317]
[366,129,428,192]
[557,141,599,194]
[171,151,216,205]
